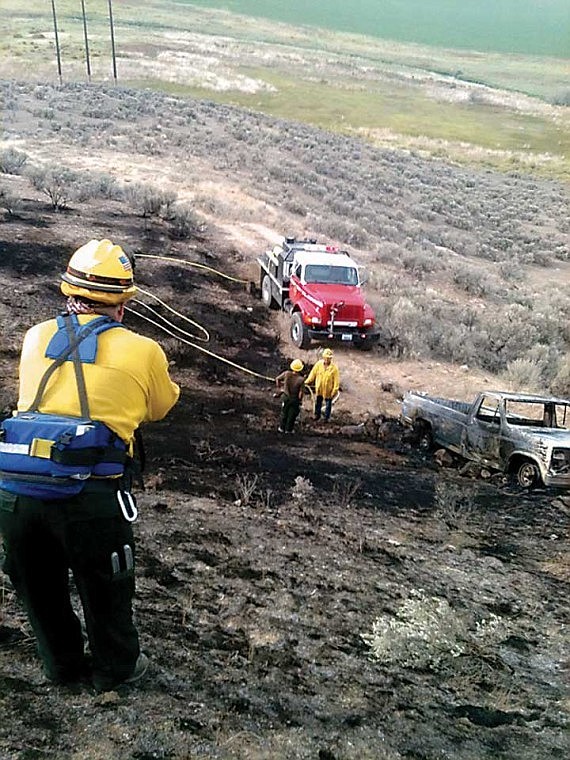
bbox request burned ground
[0,184,569,760]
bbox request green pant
[280,396,301,432]
[0,482,139,691]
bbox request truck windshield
[305,265,358,285]
[504,400,570,429]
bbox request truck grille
[326,303,363,322]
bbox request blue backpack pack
[0,314,128,500]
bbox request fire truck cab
[258,237,379,350]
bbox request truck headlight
[363,318,373,326]
[311,316,320,324]
[551,448,570,472]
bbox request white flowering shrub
[291,475,314,502]
[363,590,466,670]
[472,613,510,646]
[363,589,510,671]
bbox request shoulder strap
[27,315,120,414]
[65,315,90,418]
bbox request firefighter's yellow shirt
[17,315,180,444]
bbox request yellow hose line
[131,299,209,343]
[125,305,275,382]
[135,253,250,284]
[133,253,341,407]
[304,387,340,407]
[134,286,210,342]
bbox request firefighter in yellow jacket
[305,348,340,422]
[0,239,179,691]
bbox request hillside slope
[2,81,569,392]
[0,164,569,760]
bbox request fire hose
[129,253,338,405]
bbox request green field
[186,0,570,57]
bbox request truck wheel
[261,275,278,309]
[413,421,433,452]
[291,313,311,349]
[515,459,541,489]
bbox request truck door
[288,262,302,302]
[462,395,502,466]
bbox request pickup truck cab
[401,390,570,488]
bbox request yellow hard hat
[60,239,137,305]
[290,359,304,372]
[322,348,334,358]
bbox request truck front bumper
[307,327,380,346]
[544,471,570,489]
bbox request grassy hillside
[1,81,569,393]
[1,1,569,180]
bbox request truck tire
[291,313,311,349]
[261,275,278,309]
[413,420,433,452]
[515,459,541,489]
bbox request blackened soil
[0,191,568,760]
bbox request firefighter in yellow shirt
[305,348,340,422]
[0,239,179,691]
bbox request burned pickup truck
[401,390,570,488]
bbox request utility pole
[80,0,92,82]
[50,0,63,85]
[107,0,118,84]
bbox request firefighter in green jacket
[0,239,179,691]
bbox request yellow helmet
[322,348,334,358]
[290,359,304,372]
[60,239,137,305]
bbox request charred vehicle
[402,391,570,488]
[257,237,379,349]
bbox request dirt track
[0,187,568,759]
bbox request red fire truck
[258,237,379,350]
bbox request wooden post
[80,0,92,82]
[50,0,63,85]
[107,0,118,84]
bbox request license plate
[341,333,353,341]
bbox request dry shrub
[502,357,543,392]
[233,473,259,507]
[332,478,361,509]
[125,182,177,218]
[290,475,314,504]
[434,480,477,530]
[168,205,200,239]
[0,147,27,175]
[362,589,510,671]
[27,164,79,210]
[0,186,21,215]
[551,356,570,397]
